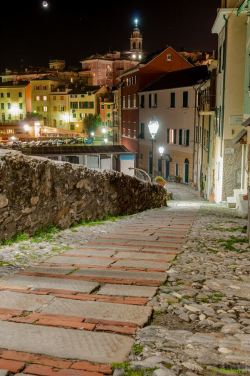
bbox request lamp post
[148,119,159,179]
[158,146,164,176]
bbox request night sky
[0,0,221,71]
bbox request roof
[69,85,101,95]
[140,65,210,92]
[21,145,131,156]
[0,81,30,88]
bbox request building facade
[138,66,209,182]
[212,1,248,203]
[120,47,193,157]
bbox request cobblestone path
[0,185,198,375]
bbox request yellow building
[30,78,60,126]
[0,81,31,124]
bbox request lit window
[36,96,40,101]
[44,106,48,112]
[43,96,47,101]
[167,54,173,61]
[132,54,136,59]
[128,95,131,108]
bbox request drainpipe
[221,15,228,157]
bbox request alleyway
[0,184,249,376]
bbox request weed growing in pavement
[218,236,249,252]
[209,366,249,374]
[112,362,155,376]
[131,343,144,355]
[207,226,247,234]
[70,215,127,229]
[31,226,59,243]
[0,232,30,246]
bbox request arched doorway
[184,159,189,184]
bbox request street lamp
[148,119,159,179]
[104,137,108,144]
[158,146,164,176]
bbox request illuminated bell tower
[130,19,143,61]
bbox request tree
[83,114,101,135]
[24,112,43,121]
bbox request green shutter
[167,128,170,144]
[179,129,182,145]
[186,130,190,146]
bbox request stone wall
[222,139,242,200]
[0,150,167,241]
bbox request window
[153,93,157,107]
[122,96,126,108]
[43,95,47,101]
[167,53,173,61]
[167,128,175,144]
[1,103,4,110]
[183,91,188,107]
[7,103,11,109]
[140,123,145,139]
[36,96,40,101]
[88,102,94,109]
[18,92,22,98]
[133,94,137,108]
[140,95,145,108]
[179,129,190,146]
[43,106,48,112]
[107,105,111,109]
[60,106,65,111]
[7,93,10,98]
[19,103,23,109]
[170,92,175,108]
[70,102,78,110]
[60,96,64,100]
[0,93,4,98]
[128,95,131,108]
[149,94,152,108]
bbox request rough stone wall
[222,140,242,200]
[0,150,167,241]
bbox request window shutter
[186,130,190,146]
[174,129,177,144]
[179,129,182,145]
[167,128,170,144]
[149,94,152,108]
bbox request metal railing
[128,167,152,183]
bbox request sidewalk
[0,199,197,375]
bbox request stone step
[97,284,157,298]
[0,321,133,364]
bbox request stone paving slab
[0,275,99,293]
[113,259,170,270]
[0,321,134,364]
[73,268,167,282]
[0,370,8,376]
[23,267,77,275]
[46,256,113,266]
[66,249,116,257]
[115,252,176,261]
[0,291,54,311]
[206,279,250,300]
[97,284,157,298]
[41,298,152,326]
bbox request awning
[232,129,247,145]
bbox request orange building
[120,46,193,156]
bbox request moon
[42,1,49,8]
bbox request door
[184,159,189,183]
[165,161,170,179]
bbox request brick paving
[0,184,199,375]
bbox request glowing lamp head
[23,124,31,132]
[158,146,164,156]
[90,131,95,137]
[134,18,139,28]
[148,120,159,139]
[101,127,107,134]
[42,1,49,8]
[104,137,108,144]
[132,54,136,59]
